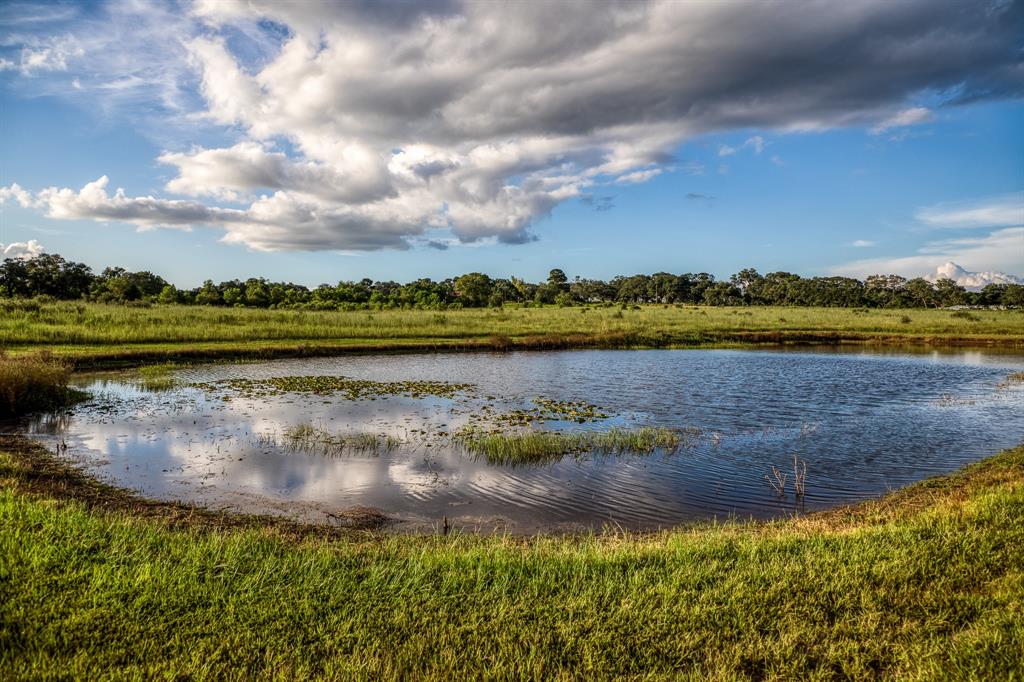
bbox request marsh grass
[260,423,403,456]
[0,351,84,417]
[456,426,685,465]
[134,362,179,391]
[3,302,1022,366]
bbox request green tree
[195,280,222,306]
[453,273,493,307]
[157,285,179,305]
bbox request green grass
[260,423,403,457]
[456,426,687,464]
[0,350,83,417]
[1,437,1023,678]
[2,302,1022,366]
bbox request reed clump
[455,426,683,465]
[0,350,82,417]
[259,423,403,456]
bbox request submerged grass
[456,426,686,465]
[1,435,1023,678]
[133,362,179,391]
[0,351,84,418]
[259,423,403,456]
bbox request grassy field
[1,301,1022,366]
[1,435,1022,678]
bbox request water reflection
[20,348,1024,533]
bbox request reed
[455,426,683,465]
[0,350,82,417]
[261,423,402,456]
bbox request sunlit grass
[0,350,83,417]
[1,438,1023,678]
[1,302,1021,364]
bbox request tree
[195,280,222,306]
[547,268,568,290]
[157,285,179,305]
[244,279,270,307]
[933,278,967,307]
[453,273,493,307]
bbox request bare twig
[765,465,788,496]
[793,454,807,498]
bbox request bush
[0,351,81,417]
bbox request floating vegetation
[258,423,403,457]
[454,426,688,465]
[936,393,976,407]
[196,375,473,400]
[483,397,610,428]
[134,363,179,391]
[997,371,1024,389]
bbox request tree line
[1,253,1022,309]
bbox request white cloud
[718,144,736,157]
[869,107,935,134]
[916,194,1024,229]
[744,136,765,154]
[848,240,876,247]
[832,227,1024,279]
[0,239,45,259]
[3,0,1022,251]
[614,168,663,185]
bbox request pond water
[21,348,1024,533]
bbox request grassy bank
[1,435,1022,678]
[1,301,1022,366]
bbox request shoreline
[7,330,1024,370]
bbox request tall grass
[0,351,79,417]
[1,301,1021,360]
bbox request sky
[0,0,1021,288]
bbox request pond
[21,348,1024,533]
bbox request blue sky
[1,0,1021,288]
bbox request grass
[260,423,403,457]
[1,301,1022,366]
[0,350,84,417]
[1,434,1023,678]
[455,426,689,465]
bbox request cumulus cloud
[916,194,1024,229]
[4,0,1023,251]
[0,239,45,259]
[833,227,1024,279]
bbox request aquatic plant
[260,423,403,457]
[455,426,685,465]
[0,350,85,417]
[134,363,179,391]
[197,375,473,400]
[997,371,1024,389]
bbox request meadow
[1,435,1022,678]
[2,301,1023,677]
[1,300,1022,366]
